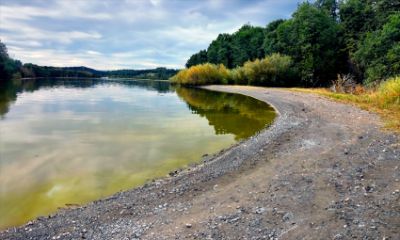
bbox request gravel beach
[2,85,399,240]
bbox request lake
[0,79,276,229]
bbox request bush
[241,53,293,86]
[230,67,247,85]
[170,63,230,85]
[374,76,400,107]
[171,54,294,86]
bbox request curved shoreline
[2,86,399,239]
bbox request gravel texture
[1,85,399,240]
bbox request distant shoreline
[16,77,171,81]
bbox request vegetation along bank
[172,1,399,87]
[170,0,400,131]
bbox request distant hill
[16,64,178,80]
[0,41,178,81]
[104,68,178,79]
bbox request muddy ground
[1,86,399,240]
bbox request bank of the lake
[0,79,275,229]
[1,85,399,240]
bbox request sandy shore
[1,85,399,239]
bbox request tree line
[0,41,177,81]
[184,0,400,86]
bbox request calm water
[0,79,275,228]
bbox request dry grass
[291,77,400,132]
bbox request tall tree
[354,13,400,83]
[230,24,265,67]
[272,3,341,85]
[340,0,400,53]
[0,40,9,59]
[206,33,233,68]
[0,40,21,80]
[263,19,287,55]
[186,50,208,68]
[315,0,339,20]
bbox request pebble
[185,223,192,228]
[255,207,266,214]
[282,212,293,222]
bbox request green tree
[187,24,265,69]
[0,40,22,80]
[339,0,375,54]
[0,40,9,59]
[263,19,286,55]
[272,3,341,85]
[186,50,208,68]
[230,24,265,67]
[354,13,400,84]
[340,0,400,53]
[206,33,233,68]
[314,0,339,20]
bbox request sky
[0,0,300,70]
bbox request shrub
[171,53,293,86]
[170,63,230,85]
[230,67,247,85]
[242,53,293,86]
[374,76,400,107]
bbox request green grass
[292,77,400,132]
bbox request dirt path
[1,86,399,240]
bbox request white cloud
[1,18,102,45]
[0,0,299,69]
[149,0,162,7]
[7,46,180,70]
[0,1,112,21]
[86,50,102,55]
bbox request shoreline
[2,85,399,239]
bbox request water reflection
[0,79,172,117]
[0,79,275,229]
[176,87,275,140]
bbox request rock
[333,234,344,240]
[228,217,240,223]
[168,170,178,177]
[255,207,266,214]
[282,212,293,222]
[364,186,374,193]
[185,223,192,228]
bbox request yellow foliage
[170,63,231,85]
[171,53,292,86]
